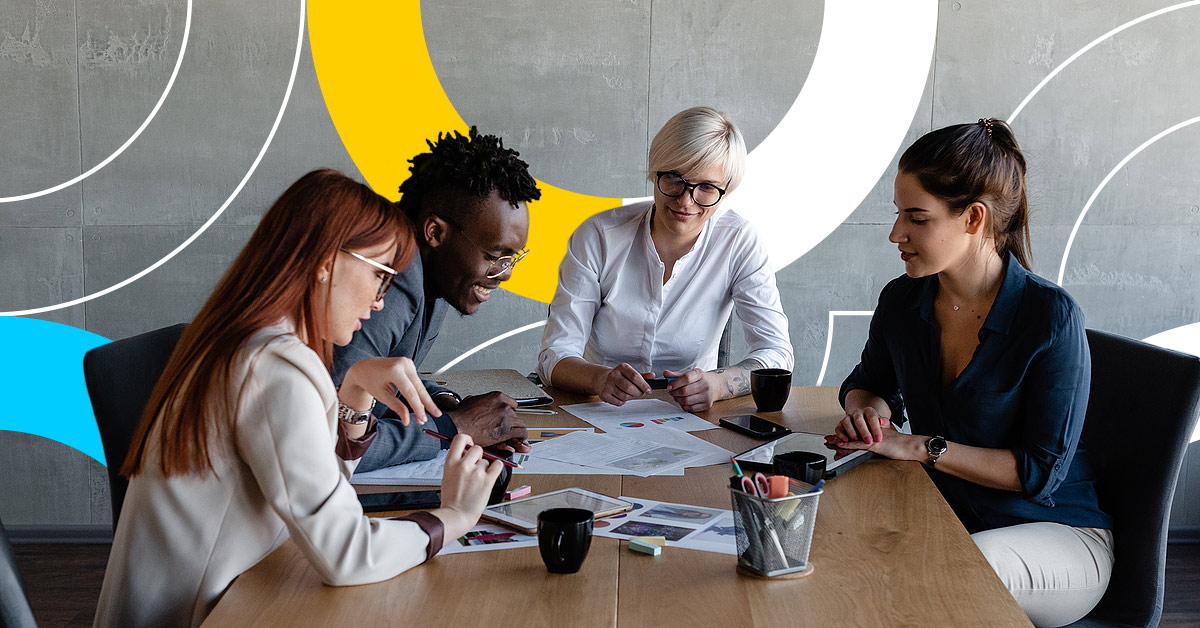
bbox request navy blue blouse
[841,252,1111,533]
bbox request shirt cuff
[394,511,445,561]
[335,415,378,461]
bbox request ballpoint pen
[422,428,524,469]
[515,408,557,415]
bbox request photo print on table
[610,520,693,542]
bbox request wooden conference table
[203,387,1030,627]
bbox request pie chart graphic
[620,422,645,428]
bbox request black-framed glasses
[340,248,398,301]
[655,171,727,207]
[435,215,530,279]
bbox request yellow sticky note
[632,536,666,547]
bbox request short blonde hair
[647,107,747,194]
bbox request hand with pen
[428,433,506,541]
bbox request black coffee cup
[537,508,593,574]
[772,451,827,484]
[751,369,792,412]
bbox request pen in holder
[729,480,822,579]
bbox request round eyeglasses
[435,215,530,279]
[340,248,398,301]
[655,171,727,207]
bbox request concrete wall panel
[0,0,82,227]
[423,0,652,198]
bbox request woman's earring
[319,276,328,283]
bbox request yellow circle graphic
[309,1,620,303]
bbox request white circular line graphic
[1056,116,1200,285]
[1009,1,1200,123]
[0,0,306,317]
[433,320,546,374]
[0,1,194,203]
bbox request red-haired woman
[94,170,503,628]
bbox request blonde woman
[538,107,793,412]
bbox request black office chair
[0,518,38,628]
[1067,329,1200,628]
[83,323,188,531]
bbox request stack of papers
[351,451,447,486]
[350,398,732,484]
[522,429,727,477]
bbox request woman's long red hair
[122,169,415,478]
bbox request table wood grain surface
[202,387,1030,627]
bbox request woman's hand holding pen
[339,356,441,427]
[431,434,504,541]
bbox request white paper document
[351,450,447,486]
[561,398,718,432]
[528,430,711,477]
[594,497,737,555]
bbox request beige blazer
[94,322,432,628]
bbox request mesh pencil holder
[729,483,822,578]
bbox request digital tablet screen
[485,489,630,529]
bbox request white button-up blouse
[538,201,793,382]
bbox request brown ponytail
[898,118,1032,270]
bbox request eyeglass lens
[657,173,723,207]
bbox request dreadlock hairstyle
[898,118,1033,271]
[397,126,542,225]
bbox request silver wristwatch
[925,435,948,467]
[337,398,375,425]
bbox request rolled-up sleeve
[840,284,905,421]
[1013,304,1091,507]
[538,225,603,384]
[729,225,793,371]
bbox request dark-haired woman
[94,170,503,628]
[831,120,1112,627]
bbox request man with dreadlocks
[332,127,541,471]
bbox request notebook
[426,368,553,407]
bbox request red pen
[423,428,524,469]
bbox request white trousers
[972,522,1115,628]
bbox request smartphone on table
[718,414,792,439]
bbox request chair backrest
[0,518,37,628]
[1071,329,1200,628]
[83,323,187,531]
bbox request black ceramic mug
[772,451,827,484]
[751,368,792,412]
[537,508,593,574]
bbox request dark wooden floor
[10,542,1200,627]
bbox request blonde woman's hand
[339,356,441,426]
[435,434,504,539]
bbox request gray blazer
[333,253,457,470]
